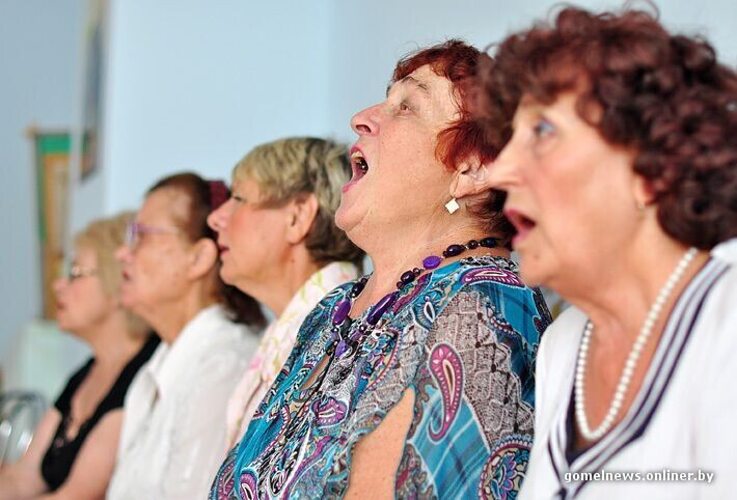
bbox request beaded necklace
[329,237,499,358]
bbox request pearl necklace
[574,247,698,441]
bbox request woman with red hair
[209,41,550,499]
[479,5,737,499]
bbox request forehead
[138,187,190,224]
[390,65,458,112]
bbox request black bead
[399,270,416,285]
[412,268,422,276]
[442,244,465,257]
[467,239,479,249]
[479,237,498,248]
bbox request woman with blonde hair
[0,212,158,499]
[207,137,365,449]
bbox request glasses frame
[125,221,181,249]
[67,264,98,282]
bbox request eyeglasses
[125,221,180,249]
[67,264,97,282]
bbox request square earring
[445,198,460,214]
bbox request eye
[532,118,555,138]
[232,194,247,204]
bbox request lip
[504,208,536,248]
[343,144,367,193]
[218,244,230,255]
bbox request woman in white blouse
[107,173,264,499]
[478,5,737,499]
[207,137,364,449]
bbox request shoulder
[431,257,551,347]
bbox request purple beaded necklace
[330,237,498,358]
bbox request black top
[40,334,159,491]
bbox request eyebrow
[385,75,430,97]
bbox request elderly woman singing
[479,5,737,499]
[210,41,551,499]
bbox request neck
[239,245,321,318]
[359,219,508,307]
[562,235,708,345]
[81,311,146,369]
[142,283,218,344]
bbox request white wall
[103,0,332,214]
[0,0,85,361]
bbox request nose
[53,276,67,294]
[207,198,231,233]
[115,244,131,263]
[350,103,381,136]
[487,135,523,191]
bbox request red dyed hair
[479,6,737,249]
[393,40,515,240]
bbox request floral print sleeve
[397,284,543,499]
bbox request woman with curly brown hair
[478,5,737,499]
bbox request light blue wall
[327,0,737,141]
[104,0,332,214]
[0,0,85,359]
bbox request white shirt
[521,239,737,499]
[224,261,359,448]
[107,304,260,500]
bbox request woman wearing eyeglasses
[0,212,158,500]
[106,173,265,500]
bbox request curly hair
[148,172,266,327]
[233,137,365,268]
[478,5,737,249]
[392,40,516,245]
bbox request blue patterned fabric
[211,256,550,499]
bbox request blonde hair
[74,211,149,337]
[233,137,364,266]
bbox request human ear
[285,193,319,245]
[451,159,494,200]
[187,238,219,280]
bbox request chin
[219,266,239,287]
[517,254,550,288]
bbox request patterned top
[210,256,551,499]
[225,262,360,448]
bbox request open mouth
[350,148,369,181]
[218,243,230,255]
[504,208,537,245]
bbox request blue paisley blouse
[210,256,551,499]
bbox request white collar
[144,304,233,397]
